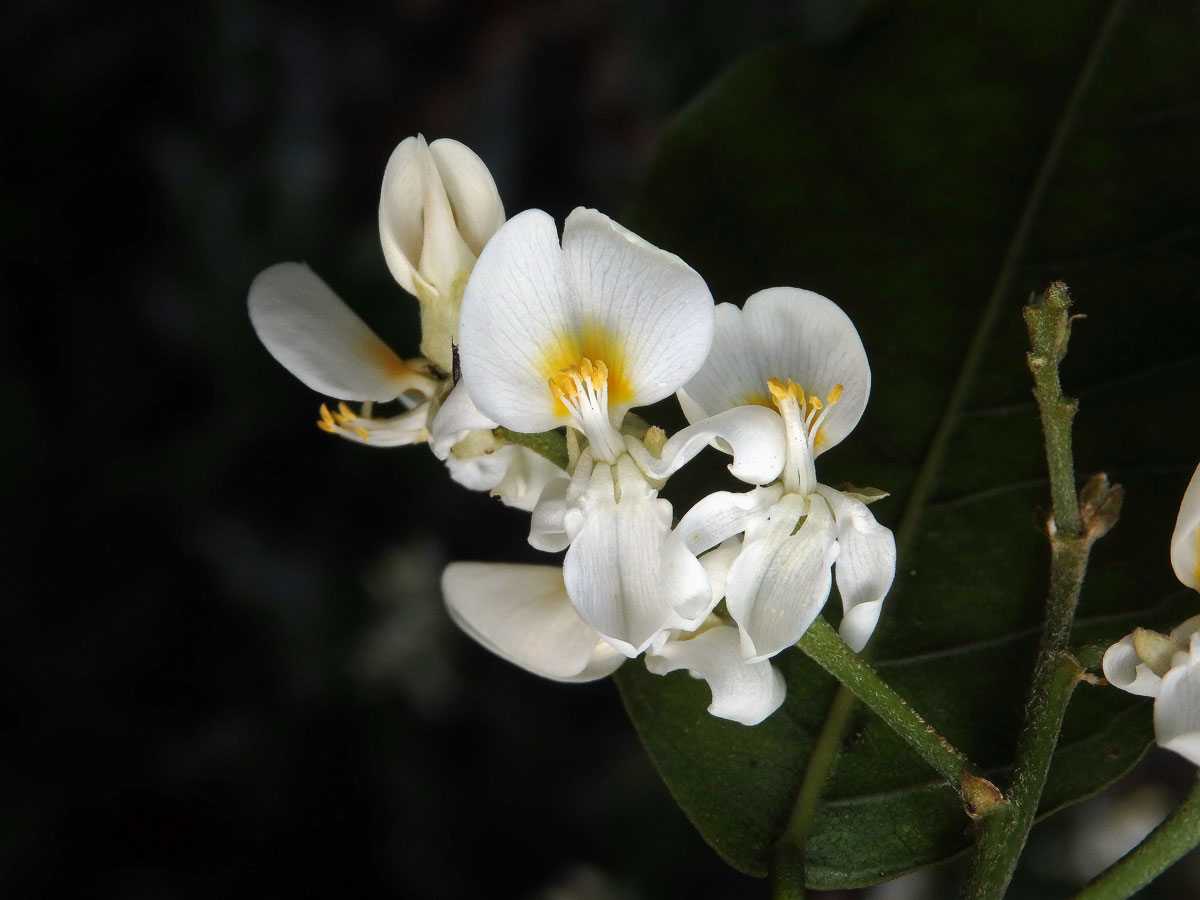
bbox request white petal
[429,381,499,460]
[560,208,714,417]
[428,138,505,256]
[443,562,623,683]
[444,444,566,512]
[1155,637,1200,765]
[674,484,784,555]
[680,288,870,455]
[1169,614,1200,645]
[816,484,896,652]
[529,474,573,552]
[562,458,706,656]
[627,405,787,486]
[1171,463,1200,591]
[415,141,477,300]
[248,262,431,402]
[677,302,765,420]
[458,209,576,432]
[698,538,743,607]
[378,136,430,298]
[727,493,839,662]
[646,624,787,725]
[1102,634,1163,698]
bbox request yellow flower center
[766,378,842,452]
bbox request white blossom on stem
[1104,463,1200,765]
[673,288,896,659]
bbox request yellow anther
[550,357,610,406]
[336,401,357,423]
[808,395,823,411]
[317,418,336,434]
[354,426,370,441]
[766,377,790,402]
[827,384,844,405]
[319,404,336,427]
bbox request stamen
[314,400,430,446]
[765,377,845,494]
[549,356,624,463]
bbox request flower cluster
[249,135,896,725]
[1103,464,1200,765]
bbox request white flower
[455,207,784,656]
[248,262,441,445]
[1103,463,1200,765]
[674,288,896,659]
[379,135,505,373]
[442,562,786,725]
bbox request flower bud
[378,135,505,373]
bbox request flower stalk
[961,286,1123,900]
[1071,774,1200,900]
[796,617,989,793]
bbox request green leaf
[617,1,1200,888]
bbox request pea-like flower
[379,135,505,373]
[455,207,784,656]
[673,288,897,659]
[1103,463,1200,766]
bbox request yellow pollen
[537,321,631,415]
[319,404,336,427]
[766,377,796,404]
[549,356,610,406]
[317,418,336,433]
[354,426,370,441]
[766,377,843,418]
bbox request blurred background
[5,0,1198,897]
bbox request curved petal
[627,405,786,486]
[680,288,870,455]
[529,474,573,552]
[561,208,714,418]
[444,444,566,512]
[674,484,784,555]
[816,485,896,652]
[562,458,708,656]
[443,562,623,682]
[1155,635,1200,765]
[645,624,786,725]
[458,209,576,432]
[428,138,506,256]
[429,381,499,460]
[378,136,430,297]
[248,262,431,402]
[1171,463,1200,591]
[677,302,766,419]
[1102,634,1164,698]
[726,493,839,662]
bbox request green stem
[961,287,1123,899]
[796,618,984,790]
[1072,775,1200,900]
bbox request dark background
[3,1,866,898]
[6,1,1196,898]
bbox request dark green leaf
[618,1,1200,888]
